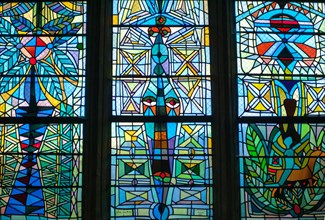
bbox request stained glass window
[0,2,86,219]
[111,0,213,219]
[236,1,325,218]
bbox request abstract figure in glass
[237,2,325,218]
[0,2,85,218]
[111,1,212,219]
[142,15,180,219]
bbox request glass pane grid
[0,2,86,219]
[110,0,213,219]
[236,1,325,219]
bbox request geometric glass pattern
[0,2,86,118]
[0,2,85,219]
[111,0,213,219]
[111,122,212,219]
[239,123,325,219]
[236,1,325,218]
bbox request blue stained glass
[111,1,212,218]
[237,1,325,219]
[0,2,85,219]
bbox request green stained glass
[0,2,86,219]
[111,122,213,219]
[0,123,83,218]
[0,2,86,118]
[237,1,325,219]
[237,1,325,117]
[239,123,325,218]
[111,1,213,219]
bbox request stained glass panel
[112,77,212,116]
[0,1,86,219]
[236,1,325,219]
[0,2,86,118]
[111,122,213,219]
[111,0,213,219]
[0,123,83,218]
[112,0,209,26]
[239,123,325,218]
[236,1,325,77]
[237,1,325,117]
[112,25,211,116]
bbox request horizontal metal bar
[0,186,82,188]
[109,184,213,188]
[235,31,325,36]
[237,116,324,124]
[110,155,213,157]
[1,0,87,3]
[239,186,325,189]
[0,75,86,77]
[111,75,211,79]
[110,116,214,122]
[113,25,209,28]
[0,152,82,156]
[0,117,86,124]
[237,155,325,158]
[237,73,325,78]
[235,0,325,2]
[0,33,86,37]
